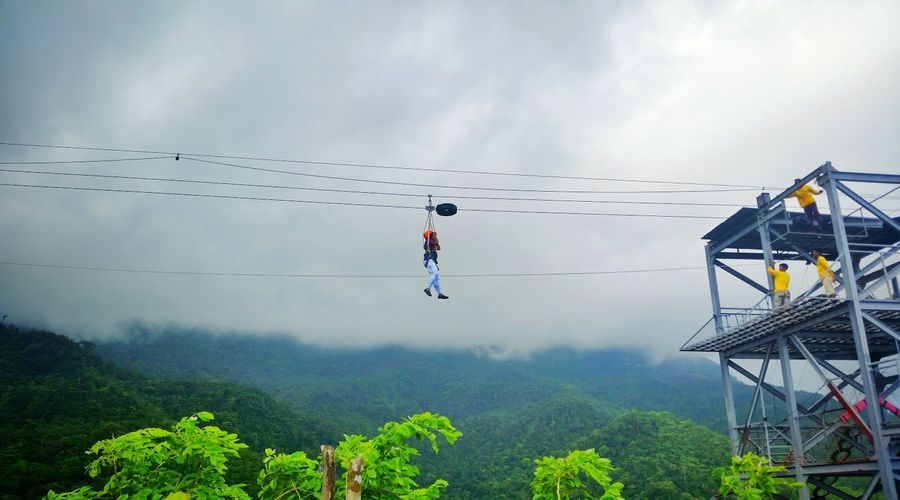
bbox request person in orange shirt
[789,179,824,231]
[767,261,791,311]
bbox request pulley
[435,203,457,216]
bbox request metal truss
[684,163,900,499]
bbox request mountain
[2,322,736,498]
[94,326,739,498]
[0,324,332,498]
[96,326,744,433]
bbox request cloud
[1,0,898,357]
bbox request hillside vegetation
[0,324,331,498]
[2,324,731,498]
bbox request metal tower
[681,163,900,499]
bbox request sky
[1,0,899,358]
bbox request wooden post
[345,455,365,500]
[320,445,336,500]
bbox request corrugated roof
[703,208,896,258]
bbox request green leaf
[145,428,172,438]
[196,411,215,422]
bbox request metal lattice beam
[715,259,770,294]
[822,166,898,499]
[687,164,900,496]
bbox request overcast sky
[1,0,898,358]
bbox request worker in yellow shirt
[767,261,791,311]
[811,249,837,298]
[789,179,824,231]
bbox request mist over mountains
[95,325,741,432]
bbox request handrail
[680,316,715,350]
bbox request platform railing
[718,295,773,332]
[828,242,900,301]
[739,422,801,465]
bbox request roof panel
[703,208,897,258]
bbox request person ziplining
[423,229,447,299]
[422,196,456,300]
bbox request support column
[707,244,739,452]
[757,193,776,298]
[778,335,810,500]
[822,164,898,499]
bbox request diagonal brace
[860,263,900,300]
[715,260,770,294]
[739,344,773,453]
[790,336,873,443]
[807,477,857,500]
[836,181,900,234]
[729,358,872,455]
[861,312,900,343]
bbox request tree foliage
[715,452,804,499]
[0,325,324,497]
[531,449,623,500]
[47,412,250,499]
[335,412,460,499]
[257,412,462,499]
[256,448,321,499]
[46,411,460,499]
[580,410,731,499]
[3,325,742,498]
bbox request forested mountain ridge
[3,323,732,498]
[0,324,333,498]
[96,326,742,432]
[95,327,738,497]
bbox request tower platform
[682,298,900,359]
[681,164,900,499]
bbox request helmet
[423,230,434,239]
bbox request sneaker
[437,294,449,299]
[424,288,432,297]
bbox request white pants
[425,259,442,295]
[821,276,836,296]
[773,291,791,311]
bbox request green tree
[0,326,320,498]
[580,410,730,498]
[46,410,461,499]
[715,452,804,499]
[47,412,249,499]
[256,448,321,499]
[531,449,624,500]
[258,412,461,499]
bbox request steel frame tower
[682,163,900,499]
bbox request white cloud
[1,0,898,357]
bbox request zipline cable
[0,155,172,165]
[180,156,757,195]
[0,181,419,211]
[0,260,749,278]
[0,181,723,219]
[0,141,763,188]
[2,144,896,200]
[0,167,751,208]
[6,166,897,212]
